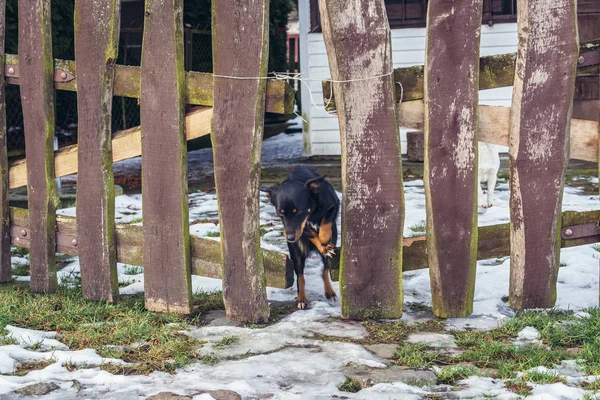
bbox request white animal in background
[478,142,501,208]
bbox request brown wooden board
[18,0,59,292]
[4,54,294,114]
[7,102,600,191]
[508,0,578,309]
[73,0,120,302]
[424,1,482,318]
[324,210,598,281]
[9,207,294,289]
[212,0,270,323]
[319,0,404,320]
[0,0,9,283]
[395,101,599,164]
[9,107,212,190]
[140,0,192,313]
[322,40,600,112]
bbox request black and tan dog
[260,167,340,309]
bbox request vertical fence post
[0,0,8,283]
[318,0,404,319]
[424,0,482,318]
[212,0,270,322]
[74,0,120,302]
[509,0,578,309]
[18,0,59,293]
[141,0,192,313]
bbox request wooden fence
[0,0,294,322]
[2,0,599,322]
[320,0,599,319]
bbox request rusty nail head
[7,67,15,75]
[578,56,585,64]
[20,229,27,237]
[564,228,573,237]
[71,239,78,247]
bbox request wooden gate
[321,0,598,318]
[0,0,294,323]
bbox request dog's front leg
[304,226,335,258]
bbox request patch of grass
[505,381,533,396]
[584,393,600,400]
[198,354,220,366]
[406,302,432,313]
[58,271,82,289]
[192,290,225,313]
[520,370,565,384]
[360,318,445,345]
[215,336,238,348]
[394,343,440,368]
[361,321,413,344]
[123,265,143,275]
[0,287,205,375]
[585,379,600,391]
[408,223,426,235]
[594,244,600,252]
[205,231,220,238]
[339,377,362,393]
[259,227,269,236]
[10,247,29,257]
[128,217,143,225]
[0,335,18,345]
[436,365,479,384]
[456,339,569,379]
[11,360,54,376]
[11,262,30,277]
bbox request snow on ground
[3,132,600,398]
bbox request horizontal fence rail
[9,207,293,289]
[8,207,596,289]
[3,55,295,115]
[327,209,600,280]
[322,39,600,109]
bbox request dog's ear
[305,175,326,194]
[260,185,277,202]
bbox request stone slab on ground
[405,332,462,357]
[14,382,60,396]
[343,364,438,388]
[364,343,398,359]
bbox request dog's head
[260,175,325,243]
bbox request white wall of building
[298,12,518,156]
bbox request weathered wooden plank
[73,0,120,302]
[396,101,599,163]
[212,0,271,323]
[9,207,294,289]
[8,107,212,190]
[322,39,600,111]
[4,54,293,114]
[18,0,59,292]
[140,0,192,313]
[8,102,598,192]
[0,0,9,283]
[424,0,482,318]
[327,210,599,279]
[319,0,404,320]
[508,0,578,310]
[10,205,596,288]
